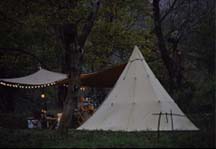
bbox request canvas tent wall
[78,46,198,131]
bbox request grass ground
[0,128,214,148]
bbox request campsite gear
[27,117,41,129]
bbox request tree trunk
[58,1,100,131]
[57,86,67,110]
[152,0,182,90]
[57,44,71,110]
[59,23,82,130]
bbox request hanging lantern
[41,93,45,99]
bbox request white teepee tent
[78,46,198,131]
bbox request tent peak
[129,45,145,62]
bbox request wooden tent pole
[157,112,162,142]
[170,110,174,130]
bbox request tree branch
[0,10,24,26]
[160,0,178,23]
[78,0,101,50]
[0,48,46,68]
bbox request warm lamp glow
[41,93,45,99]
[41,109,47,113]
[80,87,86,91]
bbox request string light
[63,84,68,87]
[0,81,59,89]
[80,87,86,91]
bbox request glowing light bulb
[41,93,45,99]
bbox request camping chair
[55,113,62,129]
[27,117,41,128]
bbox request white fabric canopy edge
[0,68,67,87]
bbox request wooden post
[170,110,174,130]
[165,112,168,123]
[157,112,162,142]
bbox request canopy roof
[80,64,126,88]
[0,64,126,88]
[0,67,68,88]
[78,46,198,131]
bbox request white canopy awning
[0,68,67,88]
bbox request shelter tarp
[80,64,126,88]
[0,68,67,88]
[0,64,126,88]
[78,46,199,131]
